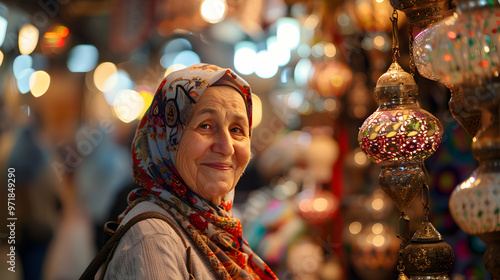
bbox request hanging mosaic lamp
[409,1,500,278]
[410,0,500,137]
[412,15,483,137]
[358,59,443,212]
[359,11,451,279]
[402,221,455,279]
[449,83,500,278]
[446,85,481,137]
[412,4,500,86]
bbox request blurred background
[0,0,491,279]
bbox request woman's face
[176,86,251,205]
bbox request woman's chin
[198,181,233,204]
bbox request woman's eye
[231,127,243,133]
[200,124,210,129]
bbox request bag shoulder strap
[79,211,194,280]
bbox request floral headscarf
[122,63,277,279]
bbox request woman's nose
[212,129,234,156]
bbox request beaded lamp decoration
[409,0,500,278]
[448,82,500,278]
[359,11,454,280]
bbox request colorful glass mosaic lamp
[359,10,454,280]
[410,0,500,278]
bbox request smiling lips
[202,162,232,170]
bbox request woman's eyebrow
[196,107,218,116]
[196,107,248,124]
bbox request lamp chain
[422,183,430,221]
[397,212,410,278]
[409,25,415,76]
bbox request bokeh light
[324,43,337,57]
[41,24,70,55]
[349,221,362,234]
[0,15,6,47]
[372,223,384,234]
[293,58,312,87]
[301,14,319,43]
[0,50,3,66]
[210,19,245,43]
[94,62,117,92]
[255,50,279,79]
[323,98,337,112]
[354,149,369,166]
[164,64,187,77]
[172,50,200,67]
[18,24,39,55]
[252,93,263,128]
[17,68,35,94]
[234,41,257,75]
[29,70,50,98]
[373,235,385,247]
[312,197,328,212]
[303,14,320,29]
[163,38,192,55]
[311,43,325,58]
[372,198,384,210]
[277,17,300,50]
[373,35,385,48]
[267,36,291,66]
[13,55,33,79]
[297,43,311,58]
[200,0,227,24]
[103,69,134,106]
[113,89,144,123]
[287,90,304,109]
[298,198,312,212]
[67,44,99,72]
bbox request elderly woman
[85,64,277,279]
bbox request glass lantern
[411,1,500,278]
[358,61,443,212]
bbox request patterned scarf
[121,63,277,279]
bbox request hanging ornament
[390,0,448,29]
[402,184,454,279]
[410,2,499,137]
[446,85,481,137]
[412,8,500,86]
[402,221,455,279]
[359,10,454,279]
[411,1,500,278]
[449,83,500,278]
[358,17,443,211]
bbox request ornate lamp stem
[391,9,400,62]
